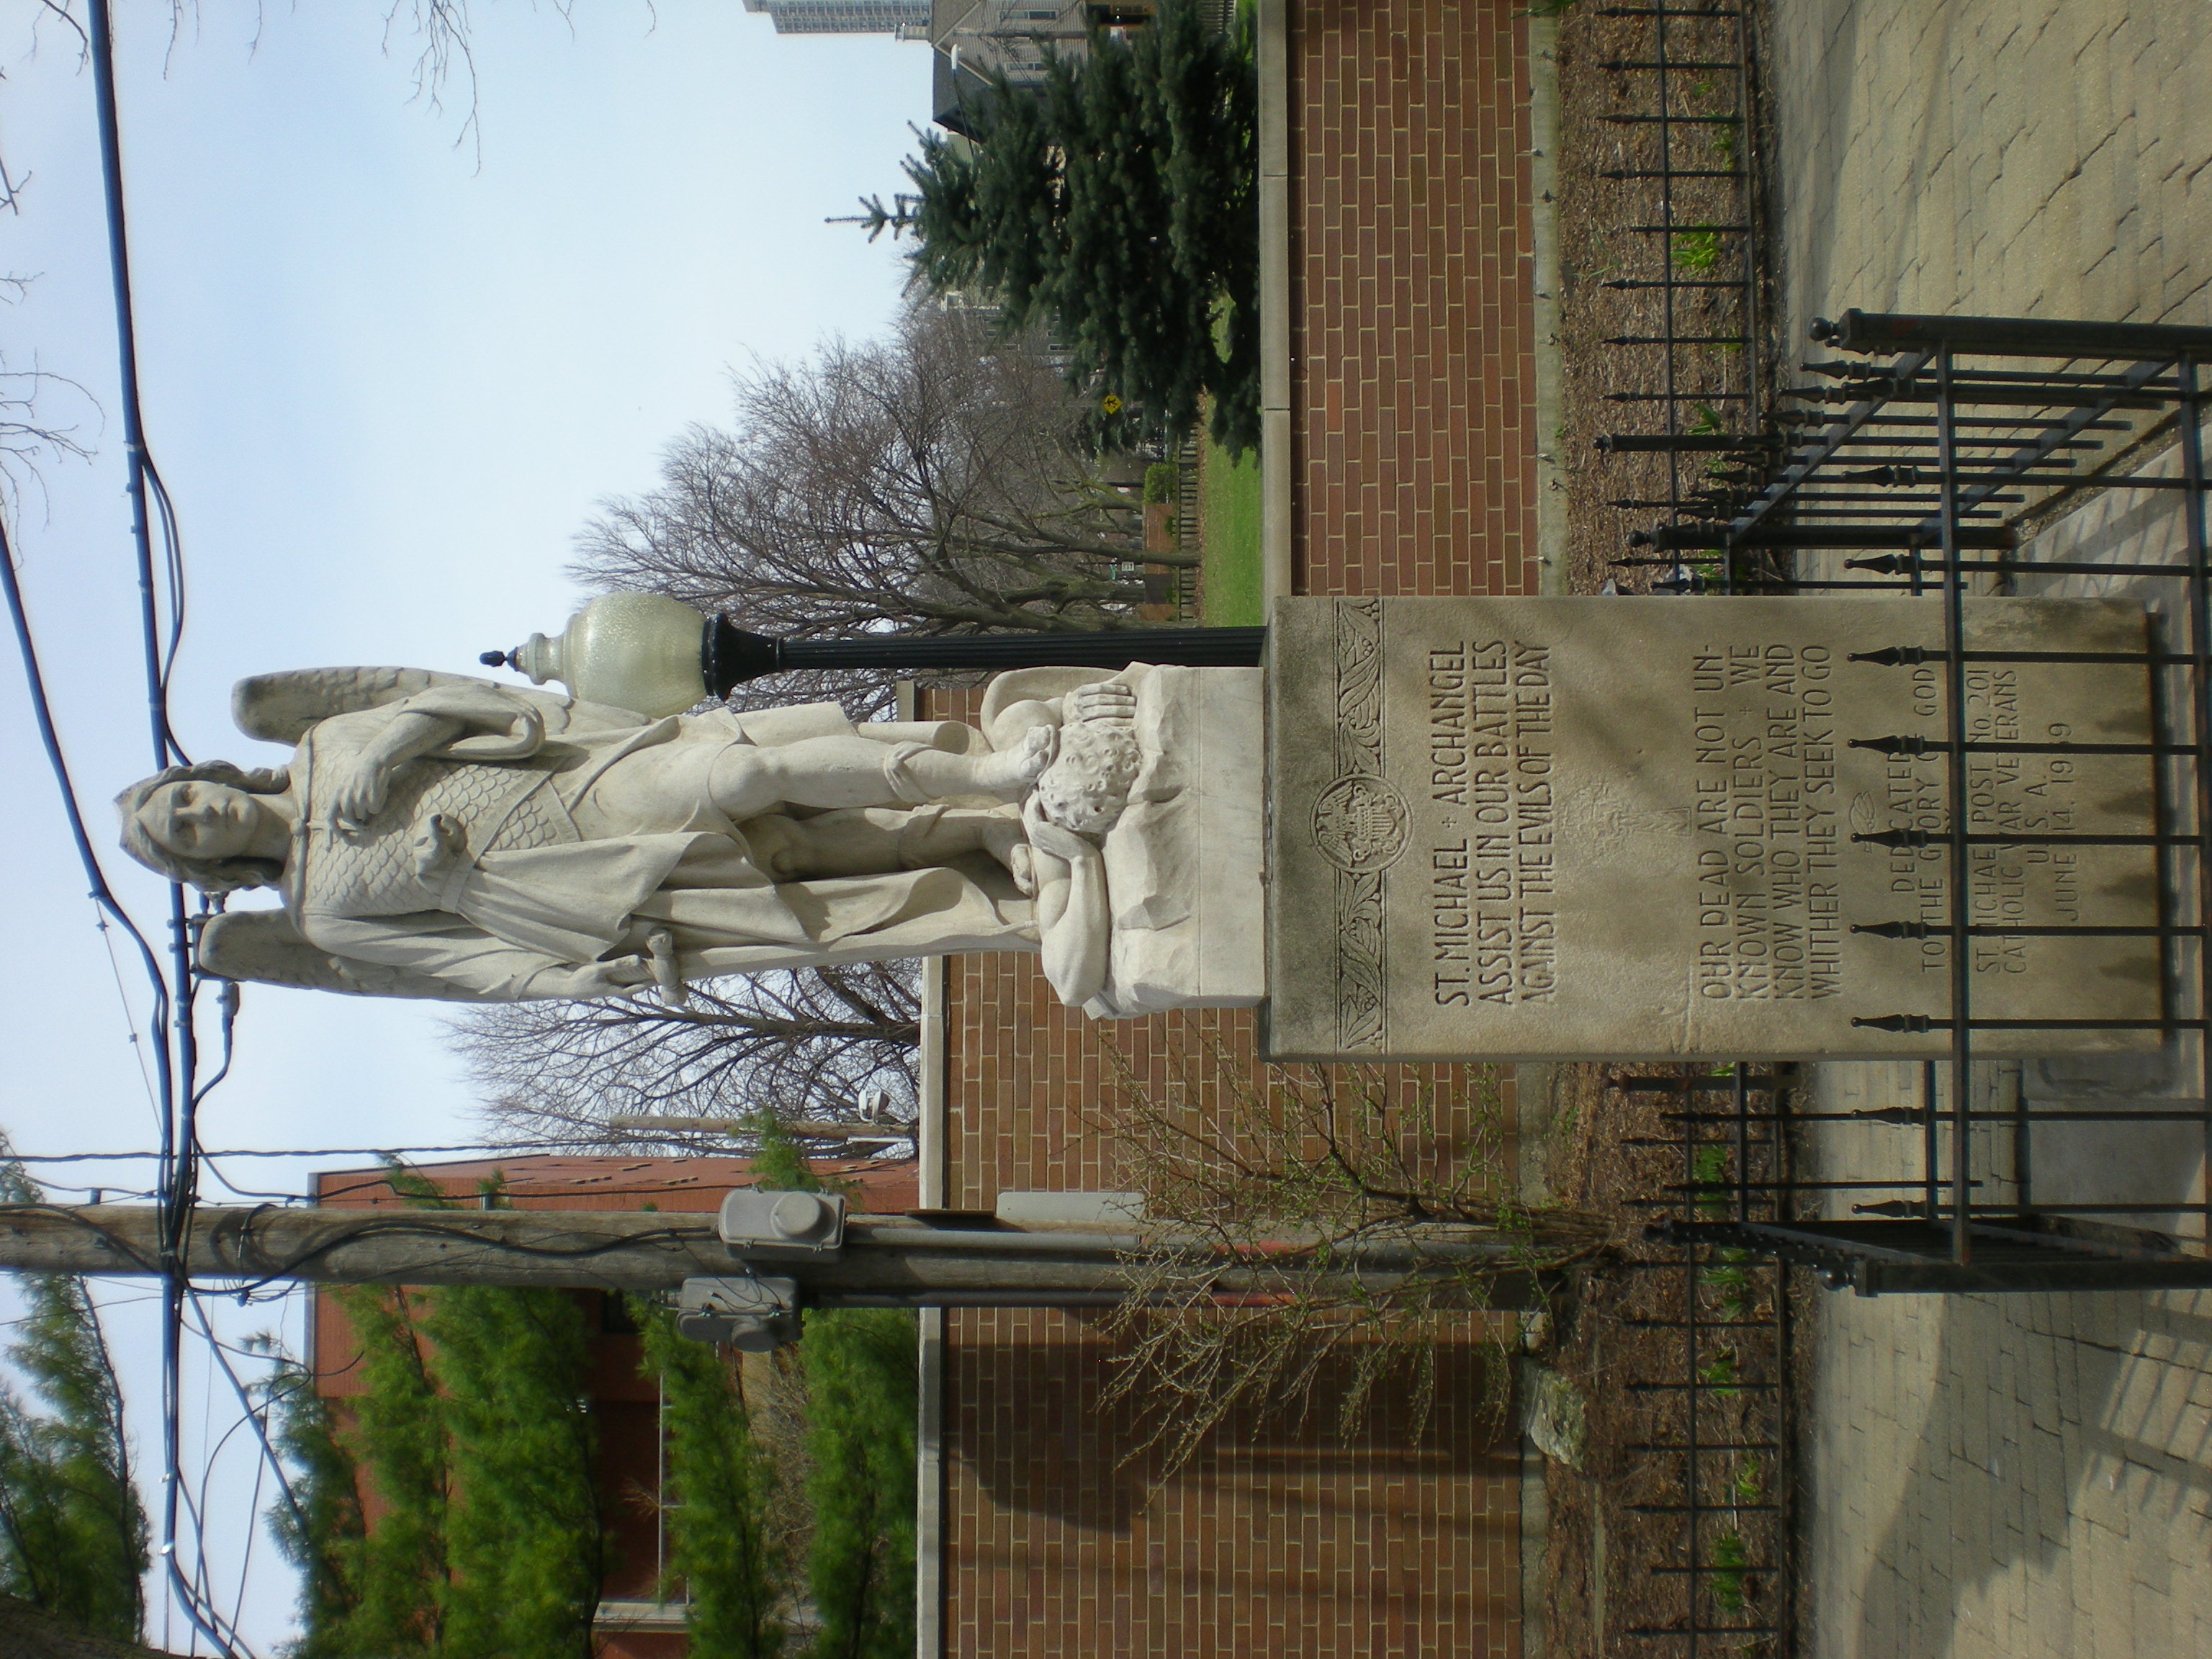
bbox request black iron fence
[1614,310,2212,1297]
[1604,1066,1799,1658]
[1573,10,1798,1654]
[1586,1,1768,551]
[1581,32,2212,1659]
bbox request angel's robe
[251,678,1038,1001]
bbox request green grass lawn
[1200,439,1264,624]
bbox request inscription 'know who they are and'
[1690,643,1847,1004]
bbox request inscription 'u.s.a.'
[1426,639,1557,1007]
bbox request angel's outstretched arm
[1022,808,1110,1007]
[299,909,649,1002]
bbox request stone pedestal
[1264,596,2164,1062]
[1085,665,1268,1016]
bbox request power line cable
[76,0,234,1644]
[0,520,176,1089]
[7,1138,817,1162]
[11,1132,912,1162]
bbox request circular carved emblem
[1311,773,1411,873]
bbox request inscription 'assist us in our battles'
[1425,639,1556,1007]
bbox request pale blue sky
[1,2,931,1647]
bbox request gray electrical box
[717,1187,847,1256]
[677,1274,799,1351]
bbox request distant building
[928,1,1161,137]
[741,0,932,38]
[931,1,1077,135]
[737,0,1169,138]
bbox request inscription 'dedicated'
[1882,657,2100,978]
[1426,639,1557,1007]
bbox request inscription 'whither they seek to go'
[1425,639,1556,1007]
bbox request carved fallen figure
[114,664,1264,1017]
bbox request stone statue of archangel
[114,665,1172,1012]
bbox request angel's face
[138,780,261,863]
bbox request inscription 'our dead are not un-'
[1425,639,1557,1007]
[1691,644,1847,1002]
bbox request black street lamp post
[480,592,1267,716]
[696,617,1268,693]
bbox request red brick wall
[932,2,1545,1649]
[927,689,1522,1659]
[943,1311,1518,1659]
[1292,0,1541,600]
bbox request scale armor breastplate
[303,758,579,917]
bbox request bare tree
[1,282,98,525]
[1095,1042,1613,1470]
[573,303,1190,647]
[449,962,921,1155]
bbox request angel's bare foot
[1004,841,1038,897]
[968,724,1058,797]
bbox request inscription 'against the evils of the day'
[1425,639,1556,1007]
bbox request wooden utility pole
[0,1205,1545,1309]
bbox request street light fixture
[482,593,1266,718]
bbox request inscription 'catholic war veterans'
[1265,596,2162,1062]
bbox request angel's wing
[230,667,490,745]
[198,908,497,1002]
[233,667,656,747]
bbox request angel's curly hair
[115,761,292,894]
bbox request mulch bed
[1533,9,1804,1652]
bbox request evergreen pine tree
[313,1165,464,1657]
[906,0,1259,451]
[259,1151,912,1659]
[797,1310,917,1659]
[744,1111,832,1197]
[329,1284,451,1656]
[428,1283,603,1659]
[742,1119,917,1659]
[632,1302,785,1659]
[0,1141,149,1645]
[256,1346,367,1659]
[268,1167,605,1659]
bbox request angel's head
[117,762,293,894]
[1032,715,1140,837]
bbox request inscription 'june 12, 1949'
[1426,638,1557,1007]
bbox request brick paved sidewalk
[1799,1064,2212,1659]
[1770,0,2212,346]
[1765,5,2212,1655]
